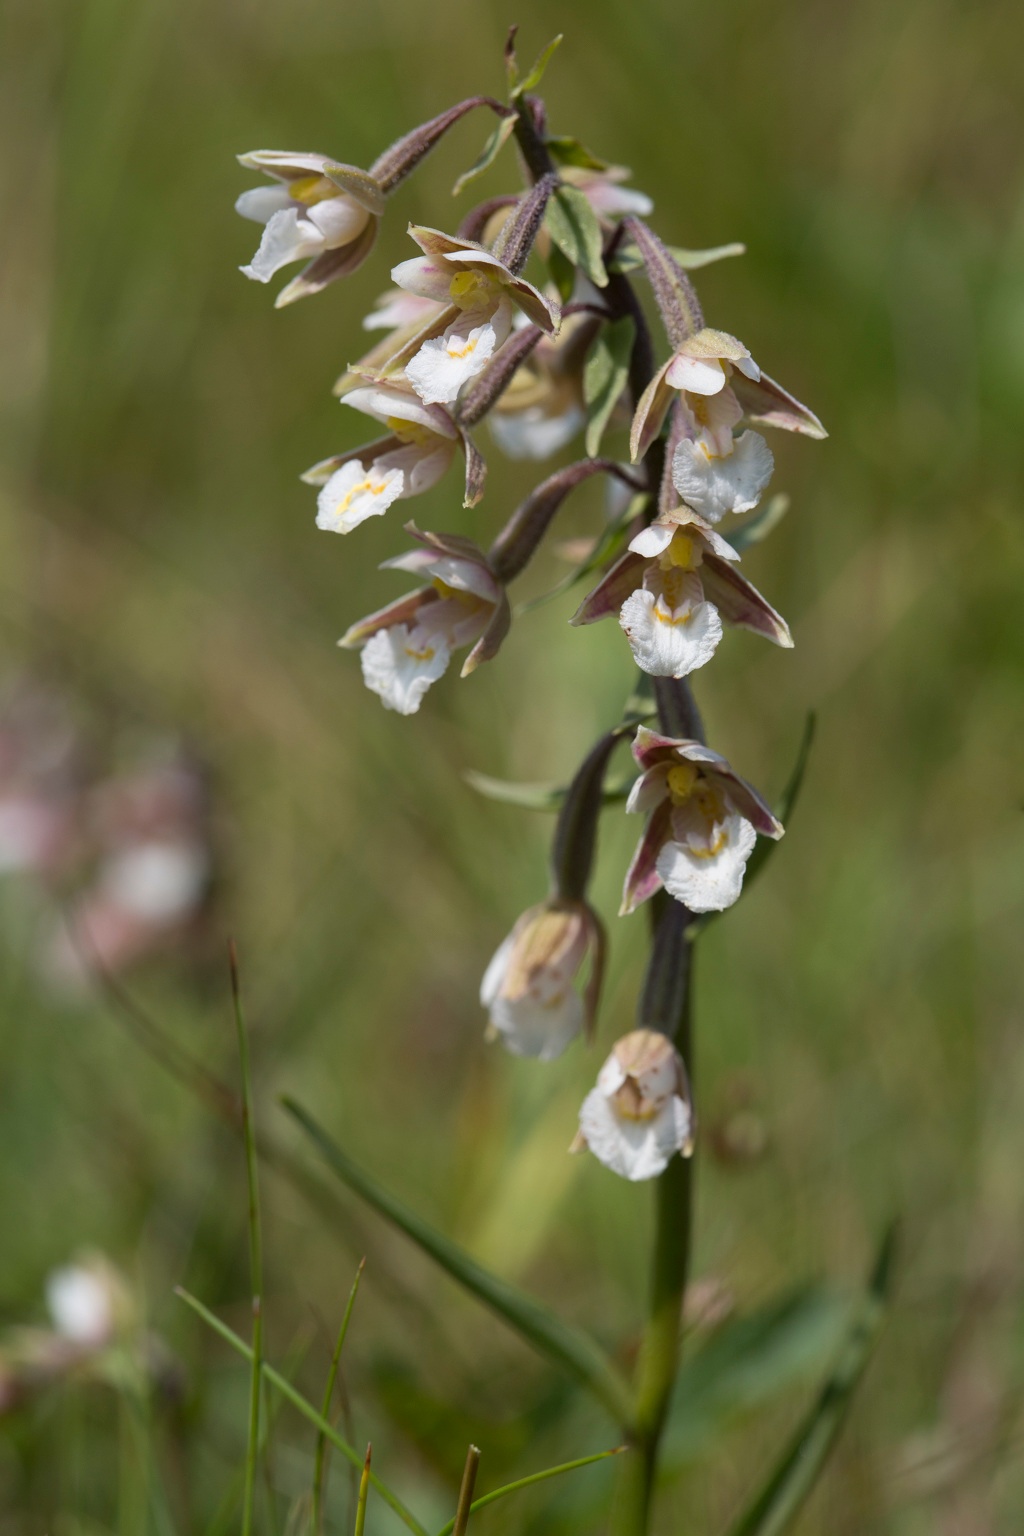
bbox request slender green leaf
[511,34,563,97]
[664,1286,854,1467]
[230,944,263,1536]
[281,1100,634,1426]
[689,714,816,939]
[545,135,609,171]
[729,494,790,553]
[434,1447,625,1536]
[354,1445,372,1536]
[608,241,746,275]
[174,1288,428,1536]
[312,1258,365,1536]
[545,185,608,288]
[725,1227,897,1536]
[451,113,517,197]
[584,317,635,457]
[464,769,636,811]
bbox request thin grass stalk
[451,1446,481,1536]
[312,1259,366,1535]
[354,1445,372,1536]
[230,942,264,1536]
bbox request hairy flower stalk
[235,34,823,1535]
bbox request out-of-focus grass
[1,0,1023,1530]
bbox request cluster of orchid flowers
[237,43,823,1183]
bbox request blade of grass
[451,1446,480,1536]
[313,1258,366,1536]
[174,1288,428,1536]
[435,1447,625,1536]
[231,942,264,1536]
[281,1099,634,1426]
[354,1445,372,1536]
[725,1224,897,1536]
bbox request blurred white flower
[480,899,603,1060]
[575,1030,692,1181]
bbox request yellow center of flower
[287,174,338,206]
[661,530,702,572]
[385,416,435,447]
[666,763,700,804]
[432,578,480,608]
[403,641,436,661]
[449,270,497,309]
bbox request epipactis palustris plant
[236,31,825,1535]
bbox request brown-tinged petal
[570,550,646,625]
[731,371,827,439]
[322,164,386,217]
[275,220,378,308]
[621,798,672,913]
[630,359,674,462]
[462,589,511,675]
[461,432,487,508]
[700,554,792,647]
[300,435,401,486]
[339,588,435,648]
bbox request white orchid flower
[574,1030,693,1181]
[480,899,604,1060]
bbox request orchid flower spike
[339,527,510,715]
[480,898,604,1060]
[573,1029,693,1181]
[572,507,790,679]
[235,152,385,306]
[304,376,485,533]
[622,726,783,915]
[391,226,560,406]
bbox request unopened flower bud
[574,1029,693,1181]
[480,899,603,1061]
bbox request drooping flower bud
[573,1029,693,1180]
[480,898,603,1060]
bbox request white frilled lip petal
[578,1090,691,1180]
[672,432,775,524]
[656,814,757,913]
[241,208,323,282]
[391,256,455,303]
[628,522,675,558]
[405,318,501,406]
[619,585,724,680]
[359,625,451,715]
[46,1266,114,1345]
[315,460,405,533]
[341,384,457,440]
[235,185,292,224]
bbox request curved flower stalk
[573,1030,693,1181]
[622,727,782,915]
[392,226,560,405]
[572,507,790,678]
[339,527,509,715]
[303,376,486,532]
[235,152,385,306]
[481,897,603,1059]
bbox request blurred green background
[1,0,1023,1530]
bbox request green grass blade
[281,1100,634,1426]
[354,1444,372,1536]
[725,1226,897,1536]
[230,942,264,1536]
[174,1288,428,1536]
[434,1447,625,1536]
[313,1258,365,1535]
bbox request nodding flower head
[622,727,782,916]
[339,527,509,715]
[391,226,560,406]
[573,508,791,680]
[574,1029,693,1181]
[480,898,604,1060]
[235,151,385,306]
